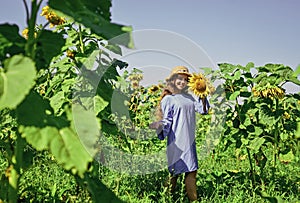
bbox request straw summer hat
[165,66,192,81]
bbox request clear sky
[110,0,300,69]
[1,0,299,90]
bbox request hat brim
[165,72,192,81]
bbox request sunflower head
[252,84,285,99]
[188,73,211,98]
[40,6,66,28]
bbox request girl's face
[174,74,188,92]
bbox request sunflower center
[196,80,206,92]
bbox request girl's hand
[149,121,161,129]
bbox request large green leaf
[35,30,65,70]
[0,23,25,61]
[71,104,101,158]
[52,127,94,175]
[48,0,134,48]
[16,90,65,127]
[17,91,100,177]
[0,55,36,109]
[19,126,56,151]
[19,125,95,177]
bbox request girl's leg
[169,175,178,193]
[185,170,197,201]
[164,174,178,193]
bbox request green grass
[96,144,299,202]
[0,141,299,202]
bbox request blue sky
[1,0,299,90]
[111,0,300,69]
[111,0,300,90]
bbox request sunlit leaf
[18,92,100,177]
[247,137,265,153]
[0,55,36,109]
[279,150,295,163]
[229,91,240,101]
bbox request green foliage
[0,0,132,202]
[48,0,134,48]
[35,29,66,69]
[0,0,299,202]
[212,62,300,201]
[0,24,26,62]
[18,152,91,202]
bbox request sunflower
[148,85,160,93]
[188,73,212,98]
[252,84,285,99]
[40,6,66,28]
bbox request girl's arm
[149,96,173,140]
[195,97,210,114]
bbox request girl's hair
[155,74,188,120]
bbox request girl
[149,66,209,202]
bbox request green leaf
[52,127,94,177]
[71,104,101,158]
[279,132,289,141]
[48,0,134,48]
[239,124,246,130]
[16,90,66,127]
[21,125,88,176]
[105,43,122,55]
[233,70,241,80]
[258,64,285,73]
[258,104,276,126]
[286,66,300,85]
[0,23,25,61]
[241,138,249,145]
[50,91,66,114]
[82,173,125,203]
[218,63,236,73]
[94,95,109,115]
[18,94,100,177]
[245,62,254,71]
[254,126,263,135]
[253,72,268,84]
[296,122,300,139]
[35,30,65,70]
[293,64,300,78]
[0,55,36,109]
[279,150,294,163]
[243,115,251,127]
[247,137,265,153]
[260,191,285,203]
[202,67,213,75]
[229,91,240,100]
[19,126,56,150]
[286,76,300,86]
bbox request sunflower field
[0,0,300,202]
